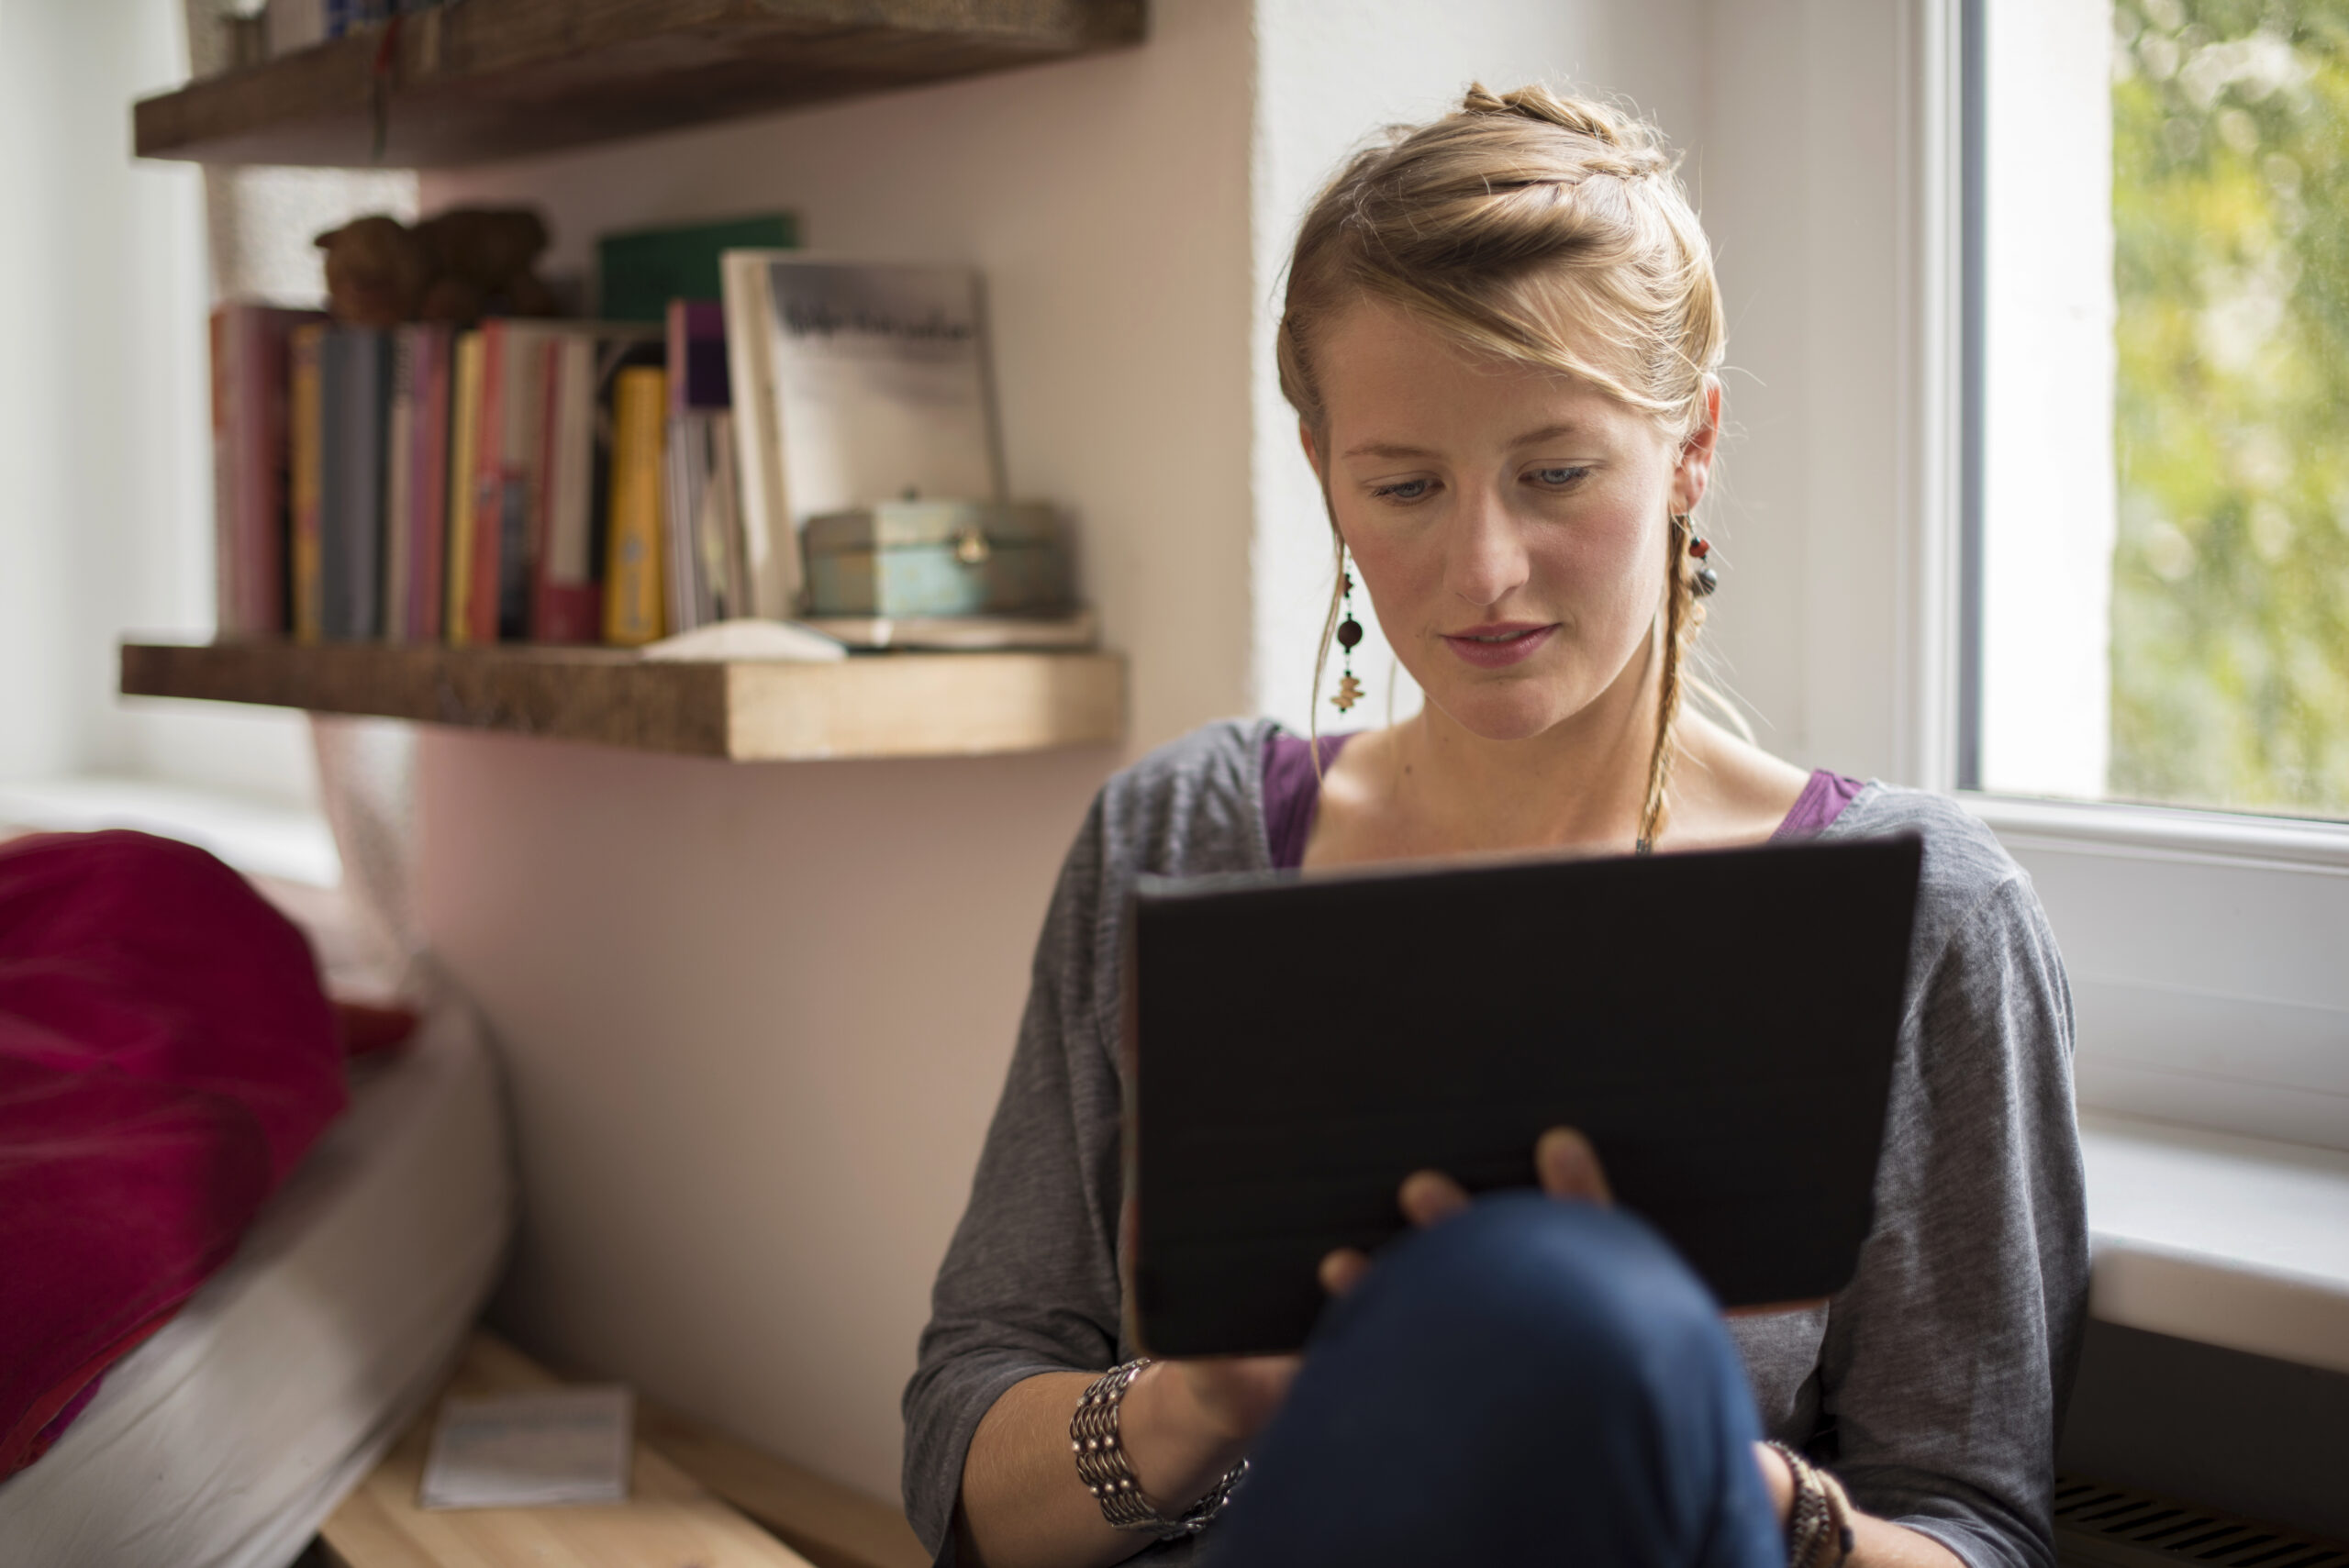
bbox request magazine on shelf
[723,255,1008,617]
[719,250,796,619]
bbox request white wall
[1694,0,1938,785]
[418,734,1112,1501]
[0,0,318,804]
[413,0,1258,1499]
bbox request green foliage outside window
[2110,0,2349,816]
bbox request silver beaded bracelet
[1767,1440,1856,1568]
[1070,1359,1249,1538]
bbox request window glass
[2110,0,2349,816]
[1978,0,2349,818]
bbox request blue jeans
[1211,1195,1786,1568]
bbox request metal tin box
[801,500,1073,617]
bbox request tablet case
[1127,834,1922,1357]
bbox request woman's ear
[1298,419,1328,486]
[1673,379,1723,513]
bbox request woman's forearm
[1848,1513,1967,1568]
[1755,1445,1966,1568]
[954,1367,1249,1568]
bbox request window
[1970,0,2349,817]
[1964,0,2349,1154]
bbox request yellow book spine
[603,366,667,647]
[444,331,485,645]
[287,324,326,645]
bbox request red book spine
[411,327,451,642]
[466,322,506,644]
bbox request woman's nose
[1444,485,1532,609]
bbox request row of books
[210,252,1008,650]
[262,0,447,59]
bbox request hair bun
[1458,83,1671,177]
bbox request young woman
[903,86,2087,1568]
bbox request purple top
[1262,730,1864,869]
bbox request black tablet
[1125,833,1922,1358]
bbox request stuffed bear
[315,206,557,328]
[313,214,432,328]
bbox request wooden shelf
[120,639,1124,761]
[136,0,1147,168]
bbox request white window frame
[1902,0,2349,1154]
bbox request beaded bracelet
[1070,1360,1249,1539]
[1767,1440,1856,1568]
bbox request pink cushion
[0,830,347,1475]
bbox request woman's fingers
[1331,1140,1604,1301]
[1319,1247,1371,1296]
[1536,1127,1613,1204]
[1398,1168,1471,1226]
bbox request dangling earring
[1330,549,1365,713]
[1675,514,1720,597]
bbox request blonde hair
[1282,83,1729,849]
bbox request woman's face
[1306,299,1717,743]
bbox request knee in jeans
[1366,1192,1725,1387]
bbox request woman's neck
[1319,630,1666,862]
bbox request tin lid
[803,500,1061,554]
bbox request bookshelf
[119,640,1125,761]
[137,0,1149,168]
[131,1,1141,762]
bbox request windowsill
[1965,792,2349,870]
[0,774,339,886]
[2080,1109,2349,1374]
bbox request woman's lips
[1440,623,1557,669]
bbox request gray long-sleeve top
[903,719,2088,1568]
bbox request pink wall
[413,0,1258,1502]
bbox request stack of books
[214,306,677,646]
[208,227,1094,653]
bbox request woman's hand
[1156,1352,1299,1446]
[1319,1125,1615,1295]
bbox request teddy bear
[315,206,558,328]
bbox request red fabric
[0,830,347,1476]
[334,999,419,1058]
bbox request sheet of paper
[418,1386,634,1510]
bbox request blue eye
[1529,466,1590,488]
[1372,478,1434,502]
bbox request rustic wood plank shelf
[120,639,1125,761]
[136,0,1147,168]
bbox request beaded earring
[1330,549,1365,713]
[1678,514,1720,596]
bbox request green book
[596,213,798,323]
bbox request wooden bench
[320,1333,927,1568]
